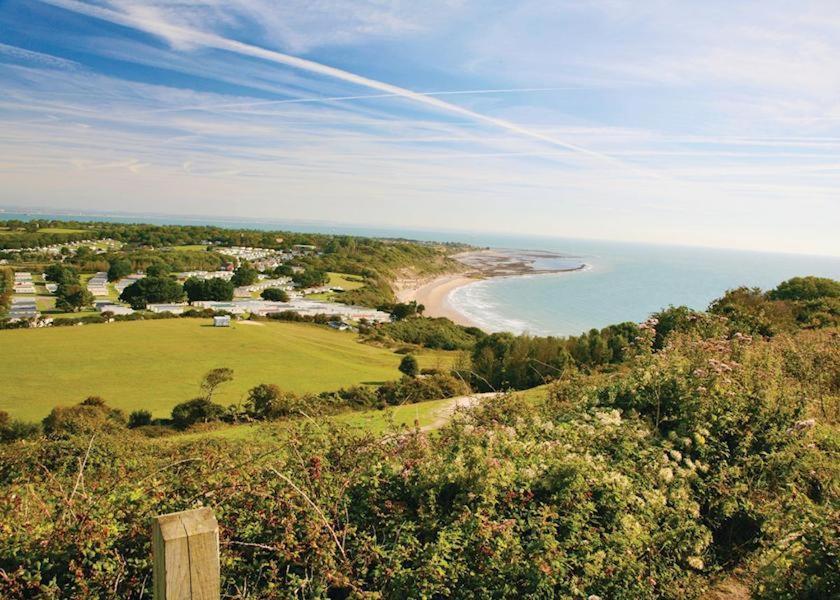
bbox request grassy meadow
[0,319,456,421]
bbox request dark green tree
[399,354,419,378]
[231,266,259,287]
[119,277,184,309]
[260,288,289,302]
[55,283,93,312]
[184,277,234,302]
[107,259,132,282]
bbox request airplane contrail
[151,87,580,114]
[38,0,658,175]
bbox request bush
[127,410,152,429]
[377,316,484,350]
[0,411,40,443]
[171,398,225,429]
[398,354,419,378]
[184,277,234,302]
[42,397,126,438]
[260,288,289,302]
[244,384,302,420]
[769,276,840,302]
[119,277,185,309]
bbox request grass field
[165,244,210,252]
[305,272,366,301]
[0,319,455,421]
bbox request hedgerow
[0,328,836,598]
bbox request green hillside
[0,319,450,421]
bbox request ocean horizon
[4,209,840,337]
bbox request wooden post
[152,507,220,600]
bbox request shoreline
[395,273,481,327]
[395,249,587,330]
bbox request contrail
[151,87,580,114]
[38,0,657,175]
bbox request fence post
[152,507,220,600]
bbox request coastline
[395,273,481,327]
[395,249,587,330]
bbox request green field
[165,244,210,252]
[0,319,453,421]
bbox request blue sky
[0,0,838,255]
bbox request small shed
[213,315,231,327]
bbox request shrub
[42,398,126,438]
[184,277,234,302]
[398,354,419,378]
[0,411,40,443]
[127,410,153,429]
[171,398,225,429]
[260,288,289,302]
[376,317,484,350]
[245,384,302,420]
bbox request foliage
[127,410,152,429]
[260,287,289,302]
[0,267,13,315]
[374,316,485,350]
[0,411,40,442]
[470,332,574,391]
[768,276,840,302]
[388,301,424,321]
[398,354,419,378]
[119,277,185,309]
[43,264,78,285]
[231,265,259,287]
[244,384,304,420]
[107,258,132,282]
[42,397,126,438]
[292,267,329,288]
[200,367,234,400]
[0,325,837,598]
[55,283,94,312]
[184,277,234,302]
[170,398,226,429]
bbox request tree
[291,268,328,288]
[390,301,421,321]
[184,277,234,302]
[145,262,169,278]
[107,259,132,282]
[768,276,840,301]
[244,383,299,419]
[231,265,259,287]
[119,277,184,309]
[171,398,225,429]
[260,288,289,302]
[44,264,78,285]
[55,283,93,312]
[42,397,125,437]
[399,354,419,378]
[127,410,152,428]
[200,367,234,400]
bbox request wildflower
[687,556,705,570]
[658,467,674,483]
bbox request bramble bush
[0,326,836,597]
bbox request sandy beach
[395,273,479,327]
[395,249,586,330]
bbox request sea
[4,209,840,337]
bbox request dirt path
[421,392,498,431]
